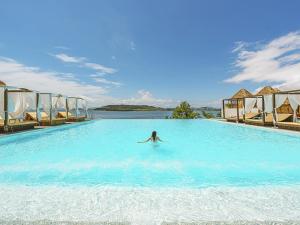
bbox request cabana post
[4,88,8,130]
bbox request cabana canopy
[255,86,279,96]
[231,88,253,99]
[0,80,6,86]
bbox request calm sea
[89,110,220,119]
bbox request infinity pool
[1,119,300,224]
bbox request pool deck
[0,221,299,225]
[214,118,300,137]
[0,121,89,136]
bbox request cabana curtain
[275,94,288,108]
[287,94,300,122]
[77,98,87,117]
[244,98,257,113]
[7,92,37,119]
[38,94,51,119]
[23,92,36,112]
[256,98,263,111]
[52,96,66,117]
[263,95,273,113]
[224,107,243,118]
[224,108,237,118]
[8,93,23,119]
[67,97,77,117]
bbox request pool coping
[210,118,300,137]
[0,119,96,140]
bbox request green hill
[94,104,165,111]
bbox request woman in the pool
[138,131,163,143]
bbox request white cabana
[0,86,38,131]
[274,92,300,123]
[37,93,67,125]
[7,90,37,120]
[52,94,67,118]
[77,98,87,118]
[38,93,51,121]
[67,97,77,118]
[222,98,244,122]
[222,88,253,122]
[288,94,300,122]
[66,97,87,121]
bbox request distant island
[93,104,220,112]
[94,104,166,111]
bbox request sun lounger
[57,111,86,122]
[276,113,293,122]
[28,111,66,126]
[57,111,68,118]
[275,114,299,131]
[245,113,272,126]
[226,116,244,123]
[0,118,38,132]
[245,112,260,119]
[245,113,293,127]
[58,111,85,122]
[26,112,49,121]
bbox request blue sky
[1,0,300,107]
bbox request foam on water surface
[0,185,300,225]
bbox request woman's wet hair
[151,131,157,139]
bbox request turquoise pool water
[1,119,300,224]
[1,119,300,187]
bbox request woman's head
[151,131,157,139]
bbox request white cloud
[90,73,105,78]
[53,53,86,63]
[0,57,108,106]
[120,90,175,107]
[93,77,122,87]
[226,31,300,90]
[52,53,117,74]
[84,62,116,74]
[130,41,136,51]
[232,41,247,53]
[0,57,175,107]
